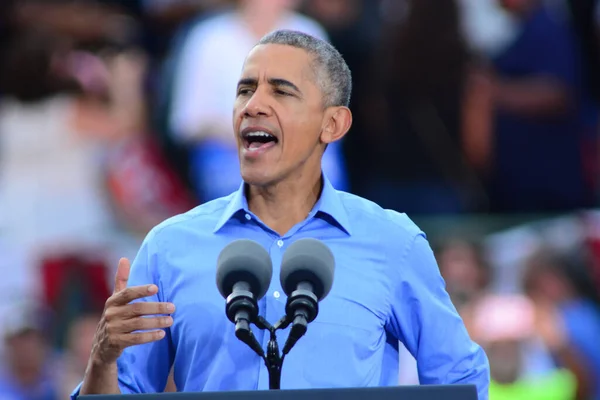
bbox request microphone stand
[243,315,301,390]
[231,296,316,389]
[254,316,283,390]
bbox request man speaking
[73,30,489,399]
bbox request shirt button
[245,214,251,220]
[273,291,280,299]
[277,240,284,247]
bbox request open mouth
[242,131,279,151]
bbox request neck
[247,169,323,236]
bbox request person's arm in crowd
[462,67,494,172]
[385,221,490,400]
[536,305,593,400]
[492,76,573,117]
[492,16,579,119]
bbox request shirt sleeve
[70,230,173,399]
[386,232,490,400]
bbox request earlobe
[320,107,353,145]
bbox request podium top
[80,385,478,400]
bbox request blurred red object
[40,254,111,312]
[105,135,197,234]
[583,211,600,292]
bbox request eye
[275,89,292,96]
[237,88,254,96]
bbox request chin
[240,166,276,187]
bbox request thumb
[113,258,131,294]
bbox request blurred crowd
[1,0,600,399]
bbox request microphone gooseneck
[282,281,318,355]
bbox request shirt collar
[213,174,352,235]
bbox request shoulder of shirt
[336,190,423,240]
[145,194,234,240]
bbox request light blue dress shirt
[72,175,489,399]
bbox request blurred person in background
[0,305,58,400]
[168,0,348,202]
[457,0,520,59]
[363,0,491,214]
[471,295,578,400]
[475,0,598,213]
[0,0,140,50]
[141,0,231,59]
[0,29,165,323]
[301,0,381,194]
[524,250,600,399]
[568,0,600,198]
[56,313,100,400]
[436,239,491,314]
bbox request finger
[117,330,167,347]
[105,302,175,320]
[107,284,158,307]
[109,315,173,334]
[113,258,131,294]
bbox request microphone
[279,238,334,355]
[216,239,272,357]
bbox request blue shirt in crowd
[72,175,489,399]
[491,4,597,211]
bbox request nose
[243,89,271,118]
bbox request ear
[319,106,353,145]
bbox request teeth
[245,131,273,138]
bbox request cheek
[232,105,242,125]
[282,122,319,153]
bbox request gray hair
[256,30,352,108]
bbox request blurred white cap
[472,294,535,343]
[2,303,47,339]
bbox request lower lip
[241,141,278,158]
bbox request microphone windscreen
[280,238,335,301]
[216,239,272,300]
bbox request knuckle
[105,320,117,334]
[131,302,143,315]
[104,308,117,322]
[130,317,147,331]
[125,333,142,345]
[160,303,171,314]
[120,288,133,302]
[105,296,115,309]
[106,334,118,349]
[120,334,135,346]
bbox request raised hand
[91,258,175,365]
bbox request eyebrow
[237,77,302,94]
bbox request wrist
[81,352,120,396]
[89,348,118,370]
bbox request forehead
[240,44,317,85]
